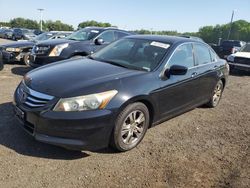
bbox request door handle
[214,65,219,70]
[191,72,198,78]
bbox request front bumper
[1,50,25,63]
[29,54,65,67]
[13,89,116,151]
[228,62,250,72]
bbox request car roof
[126,35,203,44]
[80,26,130,33]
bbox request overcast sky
[0,0,250,32]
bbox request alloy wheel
[121,110,145,145]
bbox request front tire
[111,102,150,152]
[23,53,31,66]
[206,80,224,108]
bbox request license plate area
[14,105,25,121]
[30,54,36,62]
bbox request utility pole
[37,8,44,31]
[227,10,236,40]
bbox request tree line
[1,18,249,43]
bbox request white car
[227,43,250,72]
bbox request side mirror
[94,38,104,45]
[165,65,188,77]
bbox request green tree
[0,22,11,27]
[78,20,112,29]
[9,17,39,29]
[44,20,74,31]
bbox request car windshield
[240,44,250,52]
[91,38,170,72]
[66,28,101,41]
[34,32,55,41]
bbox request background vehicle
[180,35,204,42]
[0,31,72,65]
[14,35,228,152]
[29,27,133,67]
[0,28,13,39]
[217,40,246,59]
[227,43,250,72]
[12,28,37,41]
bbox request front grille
[234,57,250,66]
[17,83,54,108]
[32,45,51,55]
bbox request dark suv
[29,27,133,67]
[218,40,246,59]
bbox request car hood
[233,52,250,58]
[24,58,144,98]
[36,38,88,46]
[1,41,35,48]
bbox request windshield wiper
[101,60,128,69]
[99,59,148,72]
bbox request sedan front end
[13,82,116,151]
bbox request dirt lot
[0,38,249,188]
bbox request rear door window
[193,44,212,65]
[98,31,115,43]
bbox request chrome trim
[18,82,54,108]
[26,96,48,104]
[24,84,54,101]
[228,62,250,68]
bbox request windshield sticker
[91,30,100,33]
[150,41,170,49]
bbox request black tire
[0,62,3,71]
[12,36,16,41]
[0,52,3,71]
[111,102,150,152]
[206,80,224,108]
[23,53,31,66]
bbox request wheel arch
[117,95,156,128]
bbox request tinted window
[98,31,115,43]
[167,43,194,68]
[115,31,129,39]
[194,44,211,65]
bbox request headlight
[227,55,235,62]
[49,43,68,57]
[53,90,118,112]
[6,47,21,52]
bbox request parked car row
[0,28,42,41]
[0,31,72,65]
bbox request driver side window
[98,31,115,43]
[167,43,194,68]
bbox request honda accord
[13,35,229,152]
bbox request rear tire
[206,80,224,108]
[111,102,150,152]
[0,52,3,71]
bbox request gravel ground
[0,39,249,188]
